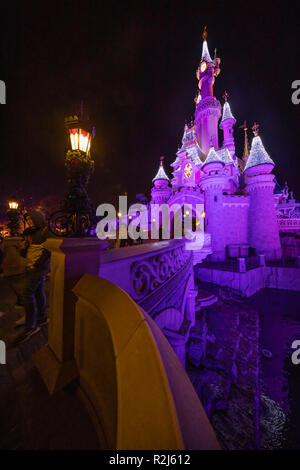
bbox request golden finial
[252,122,259,136]
[210,135,214,147]
[202,25,208,41]
[160,156,164,166]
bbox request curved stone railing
[34,239,195,392]
[72,274,219,450]
[33,237,218,447]
[99,239,193,316]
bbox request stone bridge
[26,237,219,450]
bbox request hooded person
[14,211,52,344]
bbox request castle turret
[219,92,236,157]
[194,28,221,155]
[151,157,172,204]
[244,124,281,259]
[200,146,227,261]
[241,120,250,164]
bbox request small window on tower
[214,196,218,202]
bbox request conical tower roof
[201,40,213,63]
[203,146,224,166]
[220,101,236,126]
[216,147,234,164]
[152,157,170,182]
[244,135,275,171]
[201,25,213,63]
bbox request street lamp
[7,198,21,236]
[48,107,96,237]
[65,115,93,155]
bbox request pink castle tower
[151,156,172,204]
[200,146,227,261]
[244,124,282,260]
[194,27,221,155]
[219,92,236,157]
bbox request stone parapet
[33,237,109,393]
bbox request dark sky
[1,0,300,214]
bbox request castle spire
[244,128,275,173]
[239,120,250,160]
[203,146,224,167]
[152,156,169,183]
[220,94,236,125]
[201,26,213,63]
[151,156,172,204]
[219,94,236,156]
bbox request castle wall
[204,183,226,261]
[246,175,282,259]
[222,197,249,247]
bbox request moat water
[191,282,300,449]
[245,288,300,449]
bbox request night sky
[1,0,300,215]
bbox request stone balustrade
[72,274,219,450]
[98,239,194,317]
[32,237,218,449]
[99,240,196,368]
[34,238,197,386]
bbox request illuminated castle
[150,27,282,261]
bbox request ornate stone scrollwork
[130,246,190,301]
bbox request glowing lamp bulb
[9,201,19,210]
[201,211,206,218]
[69,128,92,154]
[118,212,122,217]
